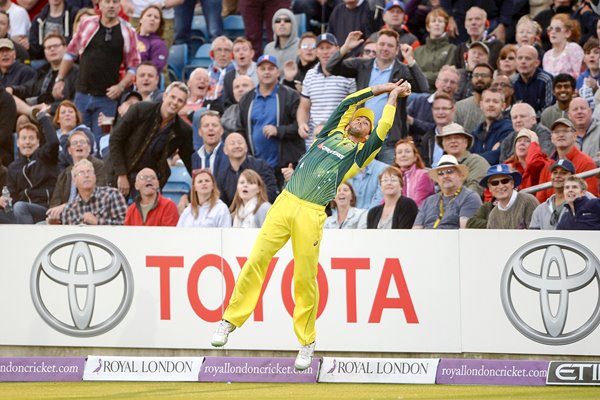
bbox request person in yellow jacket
[211,79,412,370]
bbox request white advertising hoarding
[83,356,203,381]
[319,357,439,383]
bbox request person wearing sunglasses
[413,154,482,229]
[478,164,539,229]
[264,8,300,68]
[543,14,584,79]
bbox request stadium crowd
[1,0,600,230]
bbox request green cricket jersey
[286,87,396,206]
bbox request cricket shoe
[211,320,236,347]
[294,341,316,370]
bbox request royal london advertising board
[0,226,461,352]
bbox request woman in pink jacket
[393,138,435,208]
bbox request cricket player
[211,79,412,370]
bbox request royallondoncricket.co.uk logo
[500,238,600,345]
[30,234,134,337]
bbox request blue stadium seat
[182,43,212,79]
[167,43,188,81]
[295,13,307,37]
[191,15,209,41]
[223,15,245,39]
[162,162,192,204]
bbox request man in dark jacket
[0,83,16,167]
[108,81,193,198]
[28,0,78,60]
[238,54,303,188]
[327,28,429,164]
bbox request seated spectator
[98,90,142,158]
[0,82,17,167]
[61,158,127,225]
[478,164,539,229]
[364,165,418,229]
[0,10,29,64]
[136,5,168,72]
[413,8,458,91]
[515,15,542,50]
[437,123,490,197]
[346,159,387,210]
[454,63,493,134]
[568,97,600,166]
[540,73,576,130]
[374,0,420,50]
[471,88,513,165]
[360,39,376,59]
[454,7,503,70]
[124,168,179,226]
[179,67,222,125]
[53,100,95,169]
[327,0,378,48]
[0,38,34,87]
[46,130,106,223]
[512,45,554,117]
[28,0,78,60]
[495,44,518,79]
[324,182,366,229]
[420,92,456,168]
[503,129,547,190]
[8,33,78,113]
[229,169,271,228]
[131,61,163,101]
[191,110,227,173]
[455,41,492,101]
[216,132,278,206]
[557,175,600,230]
[500,102,554,162]
[0,1,30,51]
[264,8,300,68]
[491,74,514,119]
[1,109,58,224]
[281,32,318,93]
[413,154,482,229]
[222,37,257,108]
[206,36,234,101]
[543,14,584,79]
[177,169,231,227]
[221,75,254,134]
[393,137,434,207]
[576,37,599,107]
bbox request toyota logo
[30,234,134,337]
[500,238,600,345]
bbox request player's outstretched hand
[393,81,412,98]
[372,79,405,96]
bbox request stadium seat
[182,44,212,79]
[167,44,188,81]
[191,15,209,42]
[223,15,245,39]
[162,162,192,204]
[295,13,307,37]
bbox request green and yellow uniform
[223,87,396,345]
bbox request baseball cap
[549,159,576,174]
[550,117,575,131]
[468,41,490,55]
[316,33,338,47]
[256,54,279,69]
[0,38,15,50]
[385,0,406,12]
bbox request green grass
[0,382,598,400]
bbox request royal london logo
[317,143,344,159]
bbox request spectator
[54,0,141,144]
[180,67,222,125]
[568,97,600,165]
[534,1,574,50]
[222,37,257,109]
[471,88,513,164]
[393,137,434,207]
[557,175,600,230]
[455,7,504,70]
[529,159,579,230]
[441,0,513,44]
[455,63,493,134]
[132,61,162,101]
[408,65,460,140]
[206,35,234,101]
[515,15,542,49]
[572,0,598,47]
[413,154,482,229]
[500,102,554,162]
[0,83,16,167]
[28,0,78,60]
[229,169,271,228]
[46,130,106,224]
[238,54,302,188]
[327,0,378,47]
[221,75,254,134]
[364,165,418,229]
[437,122,490,196]
[108,81,193,197]
[512,44,554,117]
[191,110,228,173]
[174,0,223,48]
[177,168,231,227]
[281,32,318,93]
[503,128,547,190]
[346,158,387,210]
[536,117,599,201]
[291,0,335,31]
[216,131,278,206]
[61,158,127,225]
[413,8,458,91]
[135,5,168,72]
[455,40,491,100]
[8,33,78,113]
[479,164,539,229]
[0,10,29,63]
[0,38,34,87]
[375,0,420,50]
[238,0,289,58]
[360,39,377,59]
[577,37,600,107]
[542,14,584,78]
[495,44,518,79]
[53,100,95,169]
[324,182,366,229]
[327,28,429,163]
[491,74,515,119]
[540,73,576,129]
[264,8,300,68]
[421,92,456,168]
[298,33,357,149]
[124,167,179,226]
[2,111,58,224]
[0,0,30,50]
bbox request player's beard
[347,124,369,141]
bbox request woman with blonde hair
[177,169,231,227]
[543,14,584,78]
[229,170,271,228]
[393,138,434,208]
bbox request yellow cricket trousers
[223,190,327,345]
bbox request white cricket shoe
[211,320,236,347]
[294,341,316,370]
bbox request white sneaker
[294,341,315,370]
[211,320,236,347]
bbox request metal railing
[520,167,600,194]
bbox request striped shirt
[301,63,356,147]
[61,186,127,225]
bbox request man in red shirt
[124,168,179,226]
